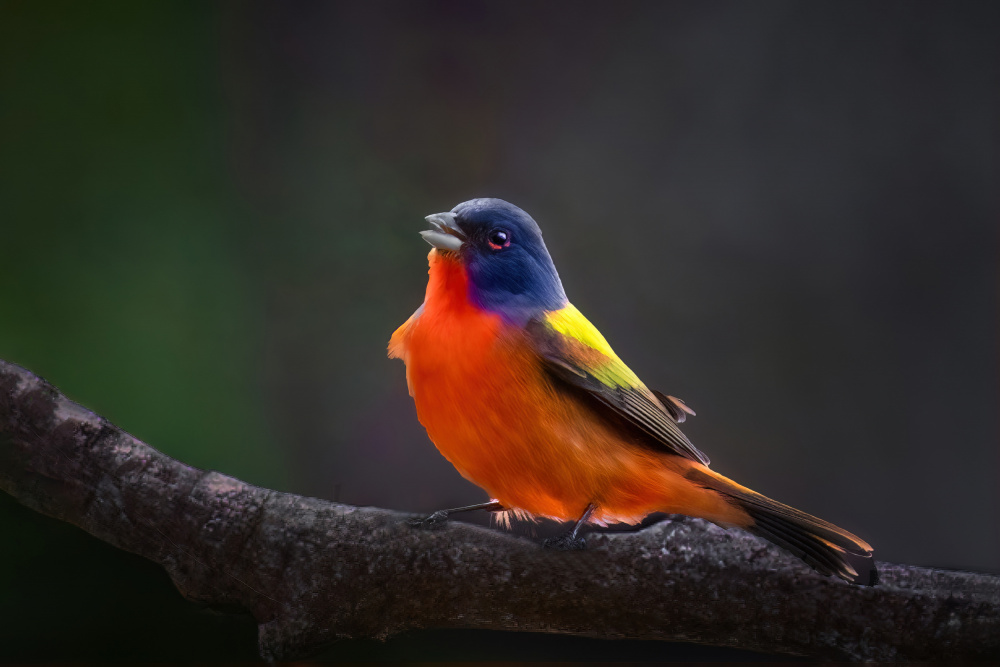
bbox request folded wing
[526,304,710,466]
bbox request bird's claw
[408,510,450,530]
[543,532,587,551]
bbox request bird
[388,198,876,585]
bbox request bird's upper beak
[420,212,466,252]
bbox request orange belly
[391,251,744,526]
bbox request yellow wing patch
[543,304,642,389]
[534,303,710,465]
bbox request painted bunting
[389,198,876,585]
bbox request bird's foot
[407,510,450,530]
[543,532,587,550]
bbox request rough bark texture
[1,359,997,661]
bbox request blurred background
[1,0,996,661]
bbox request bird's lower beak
[420,212,466,252]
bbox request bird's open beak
[420,212,466,252]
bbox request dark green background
[1,1,996,661]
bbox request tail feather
[748,510,870,583]
[686,467,878,586]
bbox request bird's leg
[542,503,597,551]
[408,500,506,530]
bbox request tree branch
[1,359,996,661]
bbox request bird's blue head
[421,198,568,323]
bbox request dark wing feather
[651,390,696,424]
[526,316,710,466]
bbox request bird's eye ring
[488,228,511,250]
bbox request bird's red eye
[488,229,510,250]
